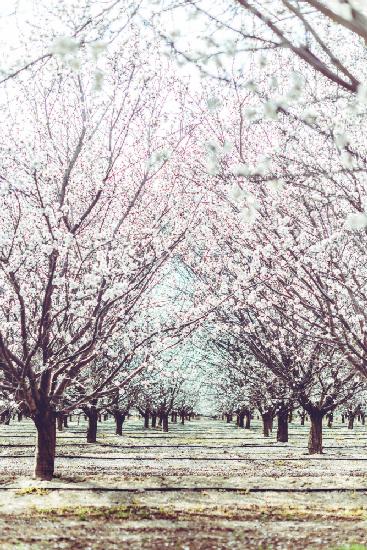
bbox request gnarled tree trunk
[34,408,57,481]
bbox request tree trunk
[238,412,244,428]
[114,412,125,436]
[261,413,272,437]
[277,408,289,442]
[34,409,57,481]
[341,414,345,423]
[63,415,68,428]
[86,408,98,443]
[245,411,251,429]
[300,411,306,426]
[57,415,63,431]
[144,413,149,429]
[151,413,157,428]
[180,414,185,425]
[327,413,333,428]
[348,415,355,429]
[308,410,323,454]
[162,414,169,432]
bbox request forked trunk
[34,409,57,481]
[87,408,98,443]
[276,408,289,442]
[308,411,323,454]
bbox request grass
[15,487,50,496]
[30,502,367,523]
[36,503,179,521]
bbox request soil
[0,417,367,549]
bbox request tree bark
[34,409,57,481]
[245,411,251,429]
[144,413,149,429]
[63,415,68,428]
[151,413,157,428]
[162,414,169,432]
[86,408,98,443]
[348,415,355,429]
[308,410,323,454]
[114,412,125,436]
[57,415,63,431]
[261,413,272,437]
[327,413,333,428]
[180,414,185,425]
[277,407,289,442]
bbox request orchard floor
[1,418,367,549]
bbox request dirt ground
[1,417,367,549]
